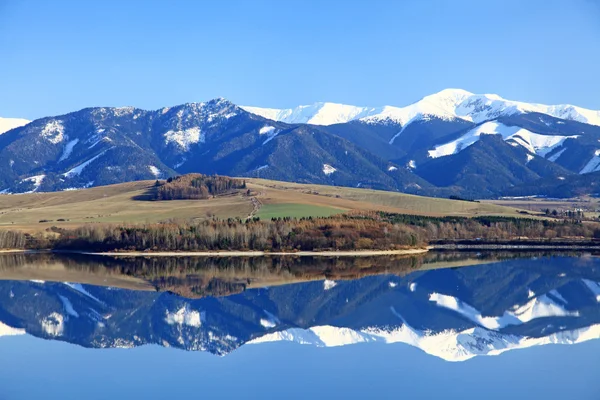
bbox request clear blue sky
[2,336,599,399]
[1,0,600,120]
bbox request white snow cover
[242,103,378,125]
[242,88,600,128]
[323,164,337,175]
[165,305,204,327]
[0,321,25,337]
[164,127,204,151]
[259,126,276,135]
[63,282,103,303]
[253,165,269,172]
[41,312,65,336]
[148,165,162,178]
[58,295,79,318]
[547,148,567,162]
[247,320,600,362]
[429,292,578,330]
[58,139,79,162]
[428,121,577,159]
[582,280,600,302]
[259,125,280,145]
[41,120,66,144]
[20,175,45,193]
[323,280,337,290]
[62,149,110,178]
[0,117,29,134]
[260,310,280,329]
[579,150,600,174]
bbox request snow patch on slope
[547,148,567,162]
[323,280,337,290]
[582,280,600,302]
[429,292,578,329]
[579,150,600,174]
[164,127,204,151]
[428,121,577,159]
[323,164,337,175]
[148,165,162,178]
[260,310,280,329]
[59,139,79,162]
[41,120,66,144]
[59,295,79,318]
[63,282,103,304]
[62,149,110,178]
[259,125,280,145]
[165,305,204,328]
[41,312,65,336]
[20,175,45,193]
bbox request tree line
[52,216,423,252]
[152,174,247,200]
[3,212,600,251]
[0,230,27,249]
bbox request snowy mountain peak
[0,117,30,135]
[242,89,600,128]
[241,102,375,125]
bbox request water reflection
[1,252,599,361]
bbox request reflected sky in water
[0,253,599,399]
[1,335,599,399]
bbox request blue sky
[1,336,599,399]
[1,0,600,120]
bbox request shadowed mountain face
[1,253,600,361]
[0,100,427,194]
[4,91,600,197]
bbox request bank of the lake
[62,248,430,257]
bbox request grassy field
[257,203,344,219]
[246,179,530,217]
[484,198,600,215]
[0,181,253,233]
[0,177,529,234]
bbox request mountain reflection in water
[0,252,599,361]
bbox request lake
[0,252,599,399]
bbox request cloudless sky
[1,336,599,399]
[1,0,600,120]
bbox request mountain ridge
[242,88,600,128]
[3,89,600,198]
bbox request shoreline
[432,244,600,251]
[0,249,46,254]
[55,248,431,257]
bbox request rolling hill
[0,177,526,233]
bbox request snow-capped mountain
[0,254,599,362]
[0,99,424,194]
[0,117,29,134]
[2,89,600,198]
[243,89,600,129]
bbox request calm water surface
[0,253,599,399]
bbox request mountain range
[3,89,600,198]
[1,254,600,361]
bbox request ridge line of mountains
[2,89,600,198]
